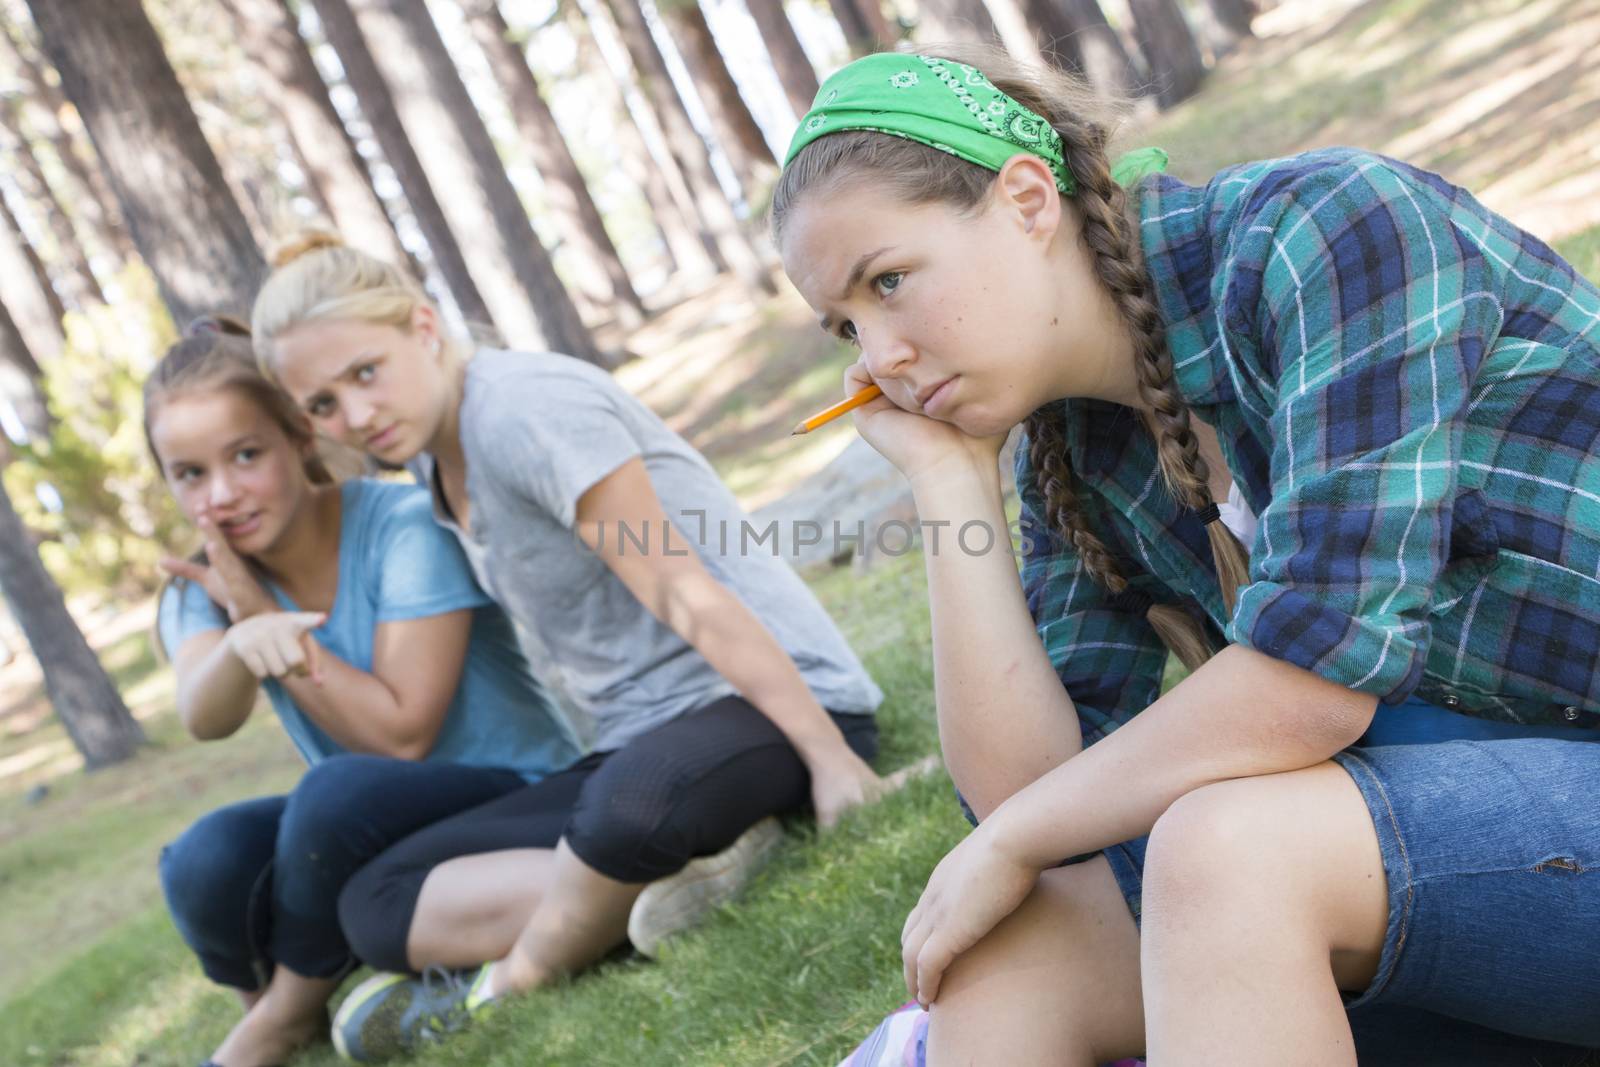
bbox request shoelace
[417,965,479,1039]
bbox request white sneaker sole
[627,816,785,958]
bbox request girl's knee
[336,860,419,972]
[1142,766,1384,944]
[279,756,391,857]
[933,862,1143,1060]
[160,807,273,922]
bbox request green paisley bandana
[784,53,1168,195]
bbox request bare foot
[206,998,328,1067]
[883,754,943,792]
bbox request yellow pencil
[790,384,884,436]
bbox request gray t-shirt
[409,348,882,752]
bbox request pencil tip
[790,426,808,436]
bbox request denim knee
[159,799,282,989]
[277,755,391,863]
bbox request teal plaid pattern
[1018,148,1600,742]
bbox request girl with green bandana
[776,46,1600,1064]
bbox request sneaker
[331,964,496,1061]
[627,816,784,958]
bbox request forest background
[0,0,1596,1062]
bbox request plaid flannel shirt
[1018,148,1600,744]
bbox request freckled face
[780,187,1042,437]
[271,312,454,465]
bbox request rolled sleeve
[1228,157,1505,702]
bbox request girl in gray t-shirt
[257,236,888,1052]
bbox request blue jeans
[158,754,526,990]
[1100,699,1600,1060]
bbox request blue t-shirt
[157,479,583,780]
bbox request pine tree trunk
[913,0,998,47]
[0,192,67,358]
[845,0,896,50]
[978,0,1047,66]
[308,0,492,327]
[221,0,412,269]
[601,0,774,295]
[741,0,818,118]
[1190,0,1254,58]
[0,465,144,769]
[1127,0,1205,108]
[827,0,878,56]
[1015,0,1086,74]
[571,20,703,282]
[655,0,777,195]
[0,295,50,438]
[25,0,266,326]
[336,0,603,362]
[0,110,107,307]
[1058,0,1140,97]
[0,23,139,266]
[462,0,645,329]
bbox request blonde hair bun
[270,230,345,270]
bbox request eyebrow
[305,349,381,401]
[819,246,893,332]
[163,433,263,471]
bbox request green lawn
[3,553,957,1067]
[4,0,1600,1063]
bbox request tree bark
[335,0,602,362]
[1058,0,1141,97]
[826,0,879,56]
[0,110,107,307]
[220,0,412,270]
[1012,0,1085,73]
[0,22,138,265]
[307,0,492,327]
[571,17,704,282]
[1190,0,1255,58]
[853,0,897,49]
[0,191,67,359]
[0,294,50,439]
[0,459,144,769]
[26,0,266,326]
[1127,0,1206,108]
[573,0,720,281]
[912,0,998,47]
[654,0,777,195]
[461,0,645,329]
[977,0,1047,66]
[741,0,818,118]
[601,0,773,295]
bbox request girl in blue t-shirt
[144,316,581,1067]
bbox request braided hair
[773,43,1249,669]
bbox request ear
[993,153,1062,244]
[410,302,442,355]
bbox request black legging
[338,697,877,971]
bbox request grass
[4,0,1600,1063]
[1,553,955,1067]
